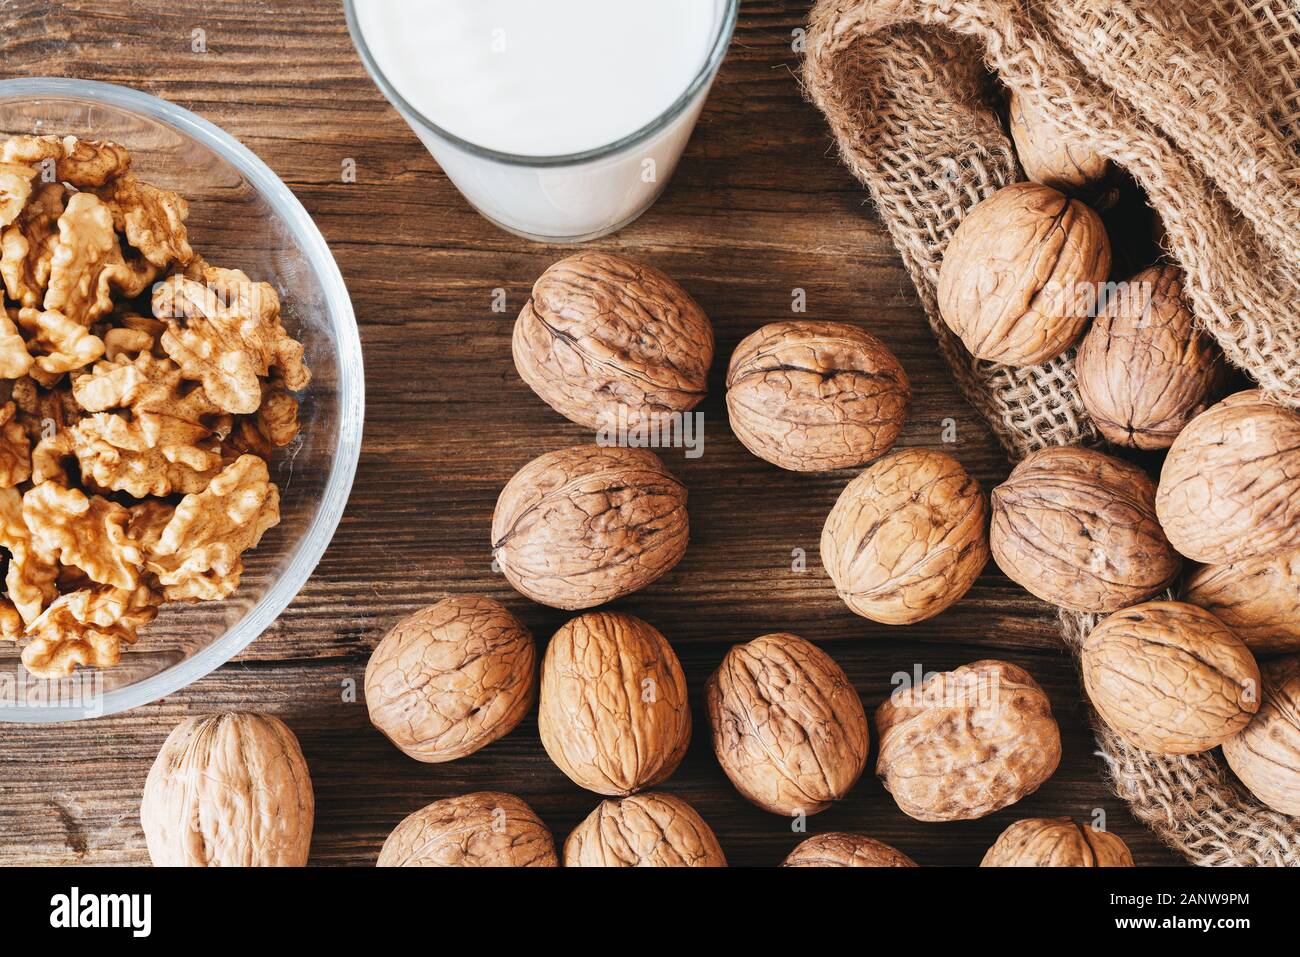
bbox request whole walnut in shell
[782,833,917,867]
[491,444,688,610]
[376,792,557,867]
[1156,391,1300,565]
[1183,550,1300,654]
[1221,656,1300,815]
[875,659,1061,822]
[1075,265,1224,449]
[141,712,314,867]
[937,182,1111,367]
[725,320,910,472]
[512,251,713,431]
[1081,601,1260,755]
[563,793,726,867]
[1008,90,1111,193]
[707,632,868,816]
[980,818,1133,867]
[820,448,988,624]
[365,595,535,763]
[538,611,690,796]
[990,445,1180,613]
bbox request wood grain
[0,0,1183,866]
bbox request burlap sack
[804,0,1300,865]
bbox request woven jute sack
[804,0,1300,865]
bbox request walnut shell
[140,712,314,867]
[1222,656,1300,815]
[563,792,726,867]
[1075,265,1224,449]
[990,445,1180,613]
[1081,600,1260,755]
[364,595,535,763]
[980,818,1134,867]
[376,792,557,867]
[1008,90,1110,193]
[491,444,688,610]
[538,611,690,795]
[512,251,713,431]
[937,182,1111,367]
[875,659,1061,822]
[820,448,989,624]
[724,320,910,471]
[1156,391,1300,564]
[782,833,917,867]
[1183,550,1300,654]
[707,632,868,816]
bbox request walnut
[376,792,557,867]
[1156,391,1300,564]
[512,251,712,432]
[20,583,158,677]
[875,659,1061,821]
[0,161,35,229]
[365,595,536,763]
[1,135,131,188]
[538,611,690,795]
[820,448,988,624]
[1,182,65,307]
[92,173,192,268]
[1076,265,1224,449]
[0,307,33,379]
[725,320,910,472]
[563,793,725,867]
[491,445,688,610]
[152,266,310,415]
[0,402,31,487]
[990,445,1180,613]
[43,192,156,326]
[782,833,917,867]
[0,485,58,624]
[72,351,223,452]
[140,712,314,867]
[144,454,281,601]
[1008,90,1110,193]
[21,482,142,589]
[36,416,223,498]
[980,818,1134,867]
[1081,600,1260,755]
[707,632,867,816]
[1183,550,1300,654]
[937,182,1111,366]
[16,307,105,375]
[1222,656,1300,815]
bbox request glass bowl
[0,78,364,722]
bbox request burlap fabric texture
[804,0,1300,865]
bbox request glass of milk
[345,0,737,242]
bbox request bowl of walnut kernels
[0,79,363,720]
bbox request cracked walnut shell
[1183,550,1300,654]
[782,833,917,867]
[563,793,725,867]
[377,792,557,867]
[491,444,688,610]
[513,251,713,432]
[725,320,910,472]
[1082,601,1260,755]
[980,818,1133,867]
[707,632,868,816]
[1156,391,1300,565]
[937,182,1111,367]
[820,448,988,624]
[990,445,1180,613]
[1076,265,1224,449]
[365,595,536,763]
[875,659,1061,822]
[141,712,314,867]
[1222,656,1300,816]
[1008,90,1110,193]
[538,611,690,796]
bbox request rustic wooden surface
[0,0,1183,866]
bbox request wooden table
[0,0,1182,866]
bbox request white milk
[350,0,731,240]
